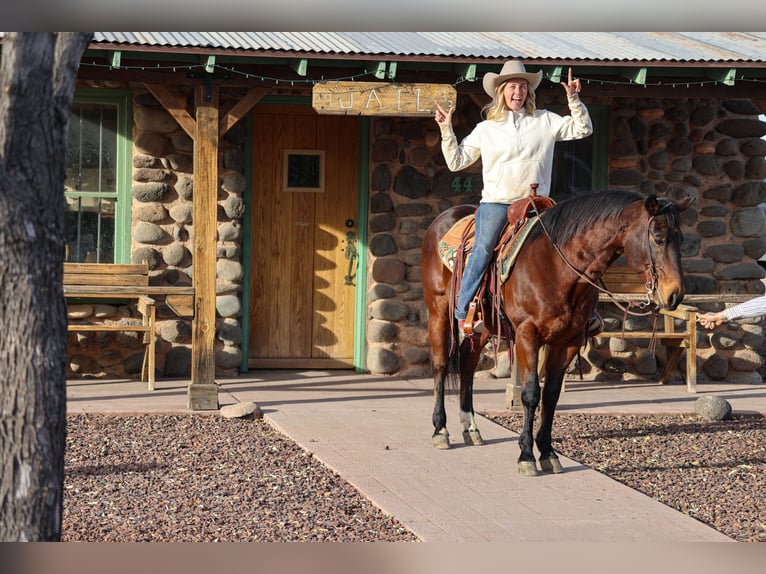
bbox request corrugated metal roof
[90,32,766,64]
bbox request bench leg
[659,344,697,393]
[659,345,682,385]
[147,306,156,391]
[140,306,156,391]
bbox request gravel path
[63,414,418,542]
[485,411,766,542]
[63,410,766,542]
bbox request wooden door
[248,106,359,368]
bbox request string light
[78,60,766,89]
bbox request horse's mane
[529,190,677,246]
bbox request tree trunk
[0,32,92,541]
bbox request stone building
[45,32,766,406]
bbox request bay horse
[421,190,692,475]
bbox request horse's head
[622,194,693,310]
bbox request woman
[435,60,593,334]
[698,296,766,329]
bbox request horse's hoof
[517,461,539,476]
[432,433,450,449]
[462,429,484,446]
[540,457,564,474]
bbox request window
[65,89,132,263]
[550,104,609,202]
[283,149,325,192]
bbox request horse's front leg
[535,343,578,473]
[458,332,489,446]
[430,306,452,449]
[514,326,542,476]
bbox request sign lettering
[312,81,456,116]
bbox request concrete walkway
[66,371,766,542]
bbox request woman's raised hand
[561,67,581,97]
[434,100,454,125]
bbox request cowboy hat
[482,60,543,97]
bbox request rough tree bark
[0,32,92,541]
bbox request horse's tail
[446,318,461,391]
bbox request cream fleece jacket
[439,94,593,203]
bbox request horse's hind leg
[458,333,488,446]
[429,302,452,449]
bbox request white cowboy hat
[482,60,543,97]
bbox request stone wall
[66,87,248,380]
[364,95,766,385]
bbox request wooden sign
[312,81,456,116]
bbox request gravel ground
[62,414,418,542]
[63,409,766,543]
[485,410,766,542]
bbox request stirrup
[462,301,485,335]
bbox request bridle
[531,199,675,318]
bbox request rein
[529,200,661,318]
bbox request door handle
[343,230,357,285]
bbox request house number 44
[451,176,474,194]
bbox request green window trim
[68,88,133,263]
[589,105,609,191]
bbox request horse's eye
[652,231,667,246]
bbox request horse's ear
[644,195,660,215]
[675,195,695,212]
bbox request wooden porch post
[188,83,220,410]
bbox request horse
[421,189,692,475]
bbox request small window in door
[283,149,325,192]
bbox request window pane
[65,197,115,263]
[550,138,593,202]
[65,102,119,263]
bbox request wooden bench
[508,266,755,409]
[64,263,157,390]
[597,266,699,393]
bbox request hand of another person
[434,100,454,126]
[697,311,726,329]
[561,67,581,97]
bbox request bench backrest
[63,263,149,287]
[601,265,647,294]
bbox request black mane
[528,190,680,246]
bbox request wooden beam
[144,83,197,139]
[467,92,487,110]
[219,87,269,136]
[188,83,220,410]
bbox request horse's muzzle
[660,290,683,311]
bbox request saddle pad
[498,217,541,283]
[438,214,475,270]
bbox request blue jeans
[455,202,508,321]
